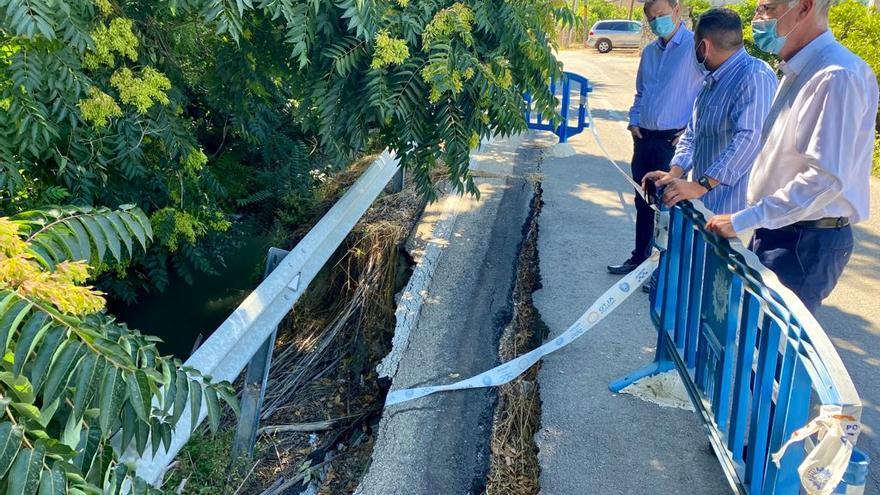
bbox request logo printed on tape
[805,466,833,490]
[620,282,630,292]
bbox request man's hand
[628,125,643,139]
[642,165,684,189]
[660,178,708,207]
[706,214,737,238]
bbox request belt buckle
[836,217,845,228]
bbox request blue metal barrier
[610,200,865,494]
[524,71,592,143]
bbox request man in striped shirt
[644,9,778,219]
[607,0,705,275]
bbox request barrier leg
[609,327,676,393]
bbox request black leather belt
[639,128,685,140]
[784,217,850,230]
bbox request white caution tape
[385,255,659,406]
[771,405,861,495]
[584,104,652,205]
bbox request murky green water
[110,220,272,358]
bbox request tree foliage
[0,205,236,493]
[1,0,578,300]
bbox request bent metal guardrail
[524,71,592,143]
[611,199,866,494]
[121,150,402,485]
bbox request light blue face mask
[650,15,676,38]
[752,5,797,55]
[752,19,786,54]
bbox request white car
[587,20,643,53]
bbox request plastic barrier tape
[385,255,659,406]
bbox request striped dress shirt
[672,48,778,214]
[628,24,705,131]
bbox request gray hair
[644,0,679,11]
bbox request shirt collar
[779,30,835,76]
[659,23,687,50]
[707,47,748,84]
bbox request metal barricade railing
[611,200,866,494]
[124,151,402,484]
[524,71,592,143]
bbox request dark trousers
[751,225,853,314]
[631,129,678,261]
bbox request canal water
[109,220,272,358]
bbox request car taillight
[589,30,594,36]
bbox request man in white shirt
[706,0,879,313]
[607,0,704,275]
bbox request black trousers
[751,225,853,314]
[630,128,679,261]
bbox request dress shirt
[628,23,705,131]
[672,47,778,214]
[731,31,879,232]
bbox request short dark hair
[696,8,744,51]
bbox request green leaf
[204,386,221,434]
[98,367,127,438]
[0,422,23,478]
[125,371,152,423]
[107,211,135,257]
[171,369,188,425]
[94,214,121,262]
[73,424,100,476]
[9,402,42,423]
[65,218,92,262]
[38,465,66,495]
[29,326,66,392]
[0,372,35,404]
[160,422,172,452]
[120,404,136,453]
[189,377,202,433]
[72,354,105,422]
[218,386,240,417]
[7,442,45,495]
[0,300,33,356]
[43,341,83,406]
[13,311,50,376]
[78,216,107,263]
[150,417,161,455]
[130,208,153,241]
[134,417,149,456]
[117,210,148,251]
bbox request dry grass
[485,183,546,495]
[239,171,425,494]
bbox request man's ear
[798,0,814,20]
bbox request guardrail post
[231,247,290,460]
[391,168,405,193]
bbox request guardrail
[124,150,402,484]
[524,71,592,143]
[610,200,867,494]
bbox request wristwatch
[697,175,714,192]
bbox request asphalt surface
[536,49,880,495]
[817,177,880,494]
[358,134,551,494]
[534,50,728,494]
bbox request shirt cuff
[672,153,693,174]
[731,207,762,233]
[703,163,737,186]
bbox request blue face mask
[751,5,798,55]
[650,15,676,38]
[752,19,786,54]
